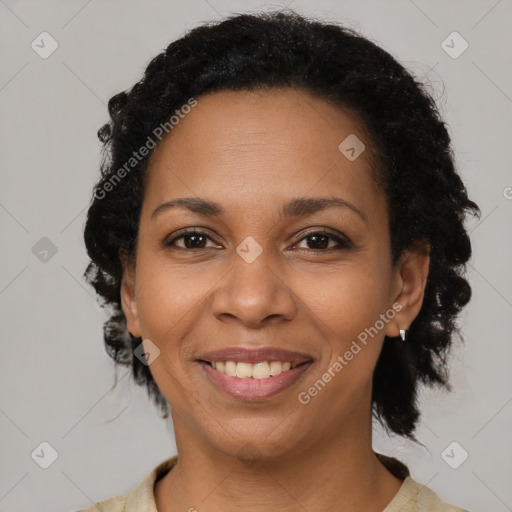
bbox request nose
[211,245,297,328]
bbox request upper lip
[197,347,313,365]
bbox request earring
[399,329,406,341]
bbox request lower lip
[198,361,312,401]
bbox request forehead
[143,88,383,218]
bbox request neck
[155,406,403,512]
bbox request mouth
[199,359,305,378]
[195,347,314,401]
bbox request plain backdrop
[1,1,511,511]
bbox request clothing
[77,453,469,511]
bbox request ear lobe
[385,241,430,338]
[119,249,141,338]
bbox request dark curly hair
[83,10,480,439]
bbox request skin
[120,88,430,512]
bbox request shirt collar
[120,452,411,511]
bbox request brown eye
[294,230,352,252]
[165,230,217,250]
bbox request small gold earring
[399,329,406,341]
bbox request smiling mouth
[199,360,310,379]
[198,358,314,401]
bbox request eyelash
[163,228,353,253]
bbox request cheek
[133,255,206,349]
[304,259,390,336]
[300,259,391,386]
[132,254,210,407]
[134,250,236,373]
[288,270,389,430]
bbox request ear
[119,249,142,338]
[385,241,430,339]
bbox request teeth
[252,362,270,379]
[225,361,237,377]
[209,360,297,378]
[236,362,253,378]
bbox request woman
[81,10,478,512]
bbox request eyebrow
[151,196,367,223]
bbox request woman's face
[121,88,424,459]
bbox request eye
[293,229,352,252]
[163,228,352,252]
[164,230,219,250]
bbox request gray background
[1,0,511,511]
